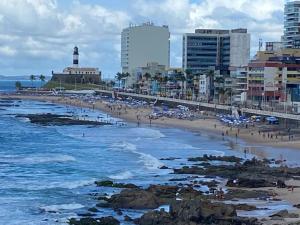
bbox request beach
[6,93,300,150]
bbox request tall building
[284,1,300,48]
[121,22,170,87]
[182,28,250,74]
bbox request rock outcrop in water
[174,157,299,188]
[134,197,260,225]
[68,216,120,225]
[16,113,112,126]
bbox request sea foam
[0,154,76,164]
[40,203,84,213]
[108,171,133,180]
[112,142,164,170]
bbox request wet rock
[88,207,99,212]
[108,188,160,209]
[124,215,133,222]
[227,178,275,188]
[114,208,122,215]
[188,154,242,163]
[224,189,271,200]
[270,210,299,218]
[68,216,120,225]
[134,210,173,225]
[177,186,203,200]
[232,204,257,211]
[160,157,181,161]
[159,165,170,169]
[77,213,96,217]
[146,185,178,201]
[16,113,112,126]
[95,180,138,189]
[135,198,260,225]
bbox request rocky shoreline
[67,155,300,225]
[16,113,112,126]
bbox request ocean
[0,81,299,224]
[0,80,42,93]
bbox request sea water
[1,92,300,223]
[0,80,42,93]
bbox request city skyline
[0,0,285,78]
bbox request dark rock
[270,210,299,218]
[134,210,173,225]
[16,113,112,126]
[160,157,180,161]
[114,208,122,215]
[77,213,95,217]
[108,188,160,209]
[146,185,178,202]
[170,198,236,221]
[232,204,257,211]
[69,216,120,225]
[124,215,133,222]
[227,177,274,188]
[135,198,260,225]
[224,189,271,200]
[159,165,169,169]
[95,180,138,189]
[88,207,99,212]
[188,154,242,163]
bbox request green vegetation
[15,81,22,90]
[43,80,111,91]
[44,81,98,90]
[30,75,36,87]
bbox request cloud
[0,46,17,56]
[0,0,286,77]
[0,0,130,76]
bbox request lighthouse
[73,46,79,68]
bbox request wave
[26,179,97,191]
[112,142,164,170]
[200,150,225,157]
[130,127,165,139]
[108,171,133,180]
[0,154,76,164]
[40,203,84,213]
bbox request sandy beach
[5,94,300,150]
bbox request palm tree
[218,87,225,104]
[30,75,36,88]
[15,81,22,90]
[225,88,234,105]
[175,71,186,99]
[206,70,215,102]
[115,72,122,88]
[214,76,225,103]
[143,72,151,81]
[39,74,46,88]
[153,73,160,95]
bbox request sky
[0,0,286,78]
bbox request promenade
[95,90,300,122]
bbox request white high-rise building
[121,22,170,87]
[284,1,300,48]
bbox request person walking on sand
[244,148,247,158]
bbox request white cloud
[0,46,17,56]
[0,0,287,76]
